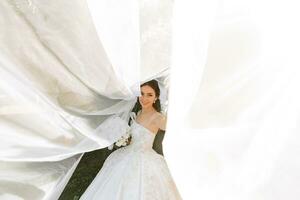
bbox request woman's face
[139,85,157,109]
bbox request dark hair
[116,81,162,149]
[131,79,161,116]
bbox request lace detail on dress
[128,112,156,152]
[80,112,182,200]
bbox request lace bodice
[128,112,156,151]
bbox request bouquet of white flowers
[115,132,131,147]
[108,127,132,150]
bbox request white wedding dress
[79,113,182,200]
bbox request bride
[79,79,182,200]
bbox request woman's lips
[141,101,149,106]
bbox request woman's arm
[153,112,167,131]
[152,114,167,156]
[158,114,167,131]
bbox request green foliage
[58,148,112,200]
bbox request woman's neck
[140,107,156,114]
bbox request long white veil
[166,0,300,200]
[1,0,300,200]
[0,0,171,199]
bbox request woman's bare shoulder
[153,112,167,130]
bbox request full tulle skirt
[79,145,182,200]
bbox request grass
[58,148,113,200]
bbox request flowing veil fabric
[166,0,300,200]
[1,0,300,200]
[0,0,171,199]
